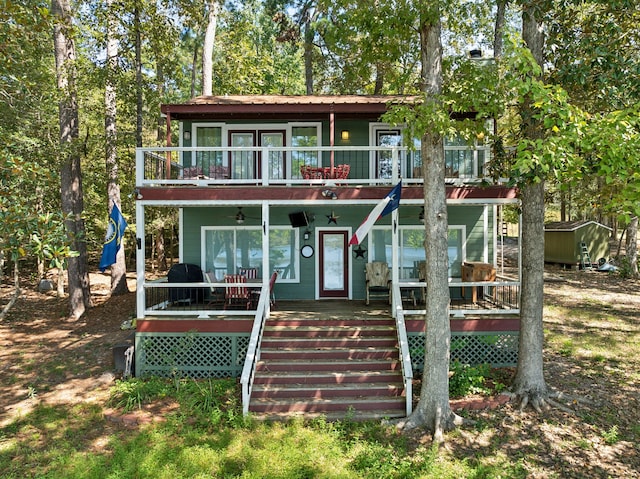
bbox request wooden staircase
[249,312,407,420]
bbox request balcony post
[262,146,269,186]
[392,147,399,183]
[136,200,146,318]
[329,110,335,175]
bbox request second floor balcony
[137,144,492,188]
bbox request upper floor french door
[228,129,285,180]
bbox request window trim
[200,225,300,284]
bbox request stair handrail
[392,284,414,416]
[240,286,270,415]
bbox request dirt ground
[0,267,639,477]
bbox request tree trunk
[397,3,460,441]
[156,226,167,271]
[374,63,384,95]
[202,0,219,96]
[52,0,91,319]
[511,2,549,410]
[134,2,143,148]
[105,0,129,296]
[156,64,165,143]
[494,0,508,59]
[303,19,314,95]
[513,180,548,409]
[626,216,638,278]
[191,41,199,98]
[57,266,65,297]
[0,262,21,321]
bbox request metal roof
[544,220,613,232]
[160,94,421,120]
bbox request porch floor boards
[250,301,407,421]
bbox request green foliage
[109,376,242,426]
[615,256,637,280]
[108,377,174,412]
[448,361,492,398]
[176,378,242,427]
[602,425,620,445]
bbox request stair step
[253,371,403,385]
[261,337,397,348]
[263,327,395,339]
[249,397,405,414]
[256,360,401,372]
[250,409,406,421]
[259,348,398,361]
[250,312,407,419]
[251,383,403,399]
[267,319,395,328]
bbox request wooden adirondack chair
[365,262,391,305]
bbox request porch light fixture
[235,207,245,224]
[183,130,191,141]
[303,229,311,241]
[340,130,350,141]
[321,189,338,199]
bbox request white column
[262,202,269,284]
[135,200,145,319]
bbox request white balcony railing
[136,145,491,187]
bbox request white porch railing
[399,279,520,317]
[392,283,414,417]
[142,279,263,317]
[136,145,490,187]
[240,288,271,416]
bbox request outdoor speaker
[289,211,309,227]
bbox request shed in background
[544,220,612,268]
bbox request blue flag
[99,204,128,272]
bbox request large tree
[52,0,92,319]
[105,0,129,295]
[202,0,220,96]
[395,1,463,441]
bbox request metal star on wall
[353,245,367,259]
[326,211,340,224]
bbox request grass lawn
[0,269,638,478]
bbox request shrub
[449,361,492,398]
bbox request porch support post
[165,112,172,178]
[136,200,145,318]
[391,207,399,317]
[329,108,335,175]
[483,205,489,263]
[262,202,270,285]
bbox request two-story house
[133,95,521,419]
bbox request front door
[318,230,349,298]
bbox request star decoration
[326,211,340,224]
[353,245,367,259]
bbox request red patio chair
[268,270,278,309]
[224,274,252,310]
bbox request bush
[449,362,492,398]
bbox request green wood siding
[181,204,494,301]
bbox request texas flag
[349,181,402,245]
